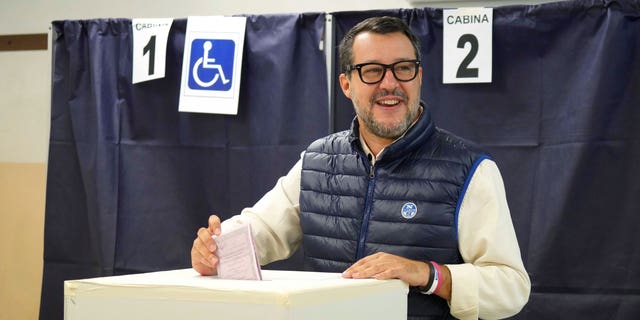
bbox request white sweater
[223,153,531,319]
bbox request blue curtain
[42,13,327,319]
[43,0,640,318]
[332,0,640,318]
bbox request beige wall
[0,1,558,319]
[0,163,46,320]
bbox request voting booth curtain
[42,14,327,319]
[330,0,640,318]
[43,0,640,319]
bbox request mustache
[369,89,408,104]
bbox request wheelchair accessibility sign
[189,39,234,91]
[179,16,246,115]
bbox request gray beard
[353,89,420,140]
[360,109,415,139]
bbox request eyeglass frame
[345,59,421,84]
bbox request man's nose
[379,67,399,88]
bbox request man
[192,16,530,319]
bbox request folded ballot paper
[213,223,262,280]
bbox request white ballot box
[64,268,408,320]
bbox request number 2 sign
[443,8,493,84]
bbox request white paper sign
[179,16,246,115]
[443,8,493,84]
[132,18,173,84]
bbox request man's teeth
[378,100,399,105]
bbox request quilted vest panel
[300,109,488,319]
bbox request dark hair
[338,16,422,74]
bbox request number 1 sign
[132,18,173,84]
[443,8,493,84]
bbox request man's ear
[339,73,352,99]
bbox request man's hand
[191,215,222,276]
[342,252,451,300]
[342,252,430,286]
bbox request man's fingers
[197,227,216,251]
[198,254,218,269]
[208,215,222,235]
[191,215,223,276]
[343,253,413,281]
[343,254,382,278]
[192,259,216,276]
[193,225,222,268]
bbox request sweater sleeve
[447,159,531,319]
[221,158,303,265]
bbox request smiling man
[192,16,530,319]
[339,28,423,152]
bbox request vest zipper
[356,161,376,260]
[369,161,375,178]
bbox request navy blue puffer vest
[300,107,489,319]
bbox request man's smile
[377,98,401,106]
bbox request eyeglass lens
[358,61,418,84]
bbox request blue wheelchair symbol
[188,39,235,91]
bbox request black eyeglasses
[345,60,420,84]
